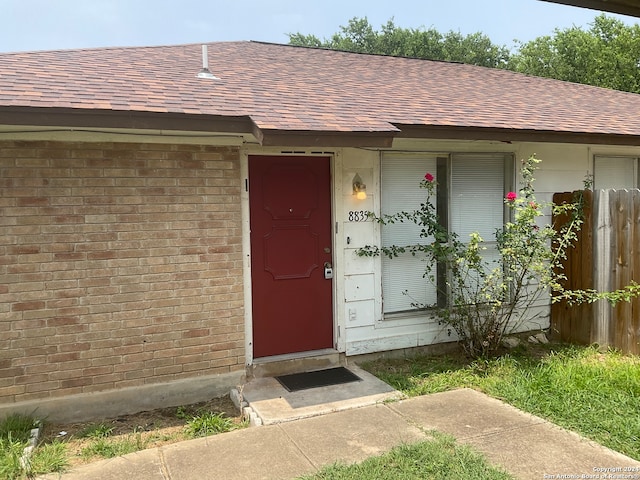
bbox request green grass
[80,434,147,460]
[1,400,244,476]
[184,411,239,438]
[77,423,114,439]
[0,435,26,480]
[363,343,640,460]
[0,414,37,444]
[0,413,67,479]
[77,409,242,461]
[299,432,514,480]
[28,441,68,477]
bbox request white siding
[335,141,640,356]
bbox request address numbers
[348,210,369,222]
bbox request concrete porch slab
[240,365,404,425]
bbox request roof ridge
[0,40,251,56]
[248,39,466,66]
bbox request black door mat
[275,367,362,392]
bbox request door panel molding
[263,225,319,280]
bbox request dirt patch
[40,395,243,467]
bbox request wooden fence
[550,189,640,354]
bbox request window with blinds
[381,154,438,313]
[450,154,508,294]
[381,153,511,316]
[594,156,639,189]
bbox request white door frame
[240,147,345,366]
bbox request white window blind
[381,155,438,313]
[450,154,506,243]
[450,154,508,290]
[594,156,638,189]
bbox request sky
[1,0,638,54]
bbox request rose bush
[358,155,584,358]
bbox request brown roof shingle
[2,41,640,145]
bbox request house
[2,41,640,421]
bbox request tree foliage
[288,17,511,69]
[509,15,640,93]
[289,14,640,93]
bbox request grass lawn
[299,432,513,480]
[0,397,244,479]
[0,413,67,480]
[363,343,640,461]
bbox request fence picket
[553,189,640,354]
[631,192,640,354]
[614,190,632,352]
[580,189,594,345]
[551,191,593,344]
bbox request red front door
[249,155,333,358]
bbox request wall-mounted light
[352,173,367,200]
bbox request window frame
[379,152,514,320]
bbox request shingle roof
[2,41,640,145]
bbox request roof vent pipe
[196,45,219,79]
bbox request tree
[509,14,640,93]
[288,17,511,69]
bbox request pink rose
[424,173,434,182]
[506,192,517,202]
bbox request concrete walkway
[38,388,640,480]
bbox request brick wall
[0,140,245,405]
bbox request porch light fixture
[352,174,367,200]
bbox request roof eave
[394,124,640,147]
[0,107,397,148]
[541,0,640,17]
[0,106,255,135]
[2,108,640,148]
[255,128,396,148]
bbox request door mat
[275,367,362,392]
